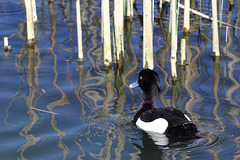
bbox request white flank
[184,114,191,121]
[136,118,168,134]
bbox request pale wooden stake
[3,37,12,52]
[4,37,8,50]
[76,0,83,61]
[114,0,124,64]
[170,0,178,80]
[159,0,163,12]
[180,38,186,65]
[24,0,35,44]
[143,0,154,69]
[219,0,223,28]
[102,0,112,67]
[126,0,133,18]
[226,26,228,43]
[32,0,38,22]
[183,0,190,33]
[212,0,220,56]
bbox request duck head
[130,69,161,103]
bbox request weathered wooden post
[212,0,220,56]
[3,37,12,52]
[24,0,36,44]
[170,0,178,81]
[114,0,124,65]
[102,0,112,67]
[159,0,163,12]
[143,0,154,69]
[32,0,37,22]
[126,0,133,18]
[180,38,186,65]
[4,37,8,51]
[76,0,83,62]
[183,0,190,33]
[219,0,223,29]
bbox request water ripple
[185,130,225,151]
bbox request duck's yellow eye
[140,76,142,80]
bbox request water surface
[1,0,240,159]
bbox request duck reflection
[133,131,164,159]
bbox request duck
[130,69,199,141]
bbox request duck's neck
[141,102,156,109]
[133,102,155,124]
[132,88,159,124]
[143,86,160,104]
[142,91,157,103]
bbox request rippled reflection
[1,0,240,159]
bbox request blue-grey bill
[129,81,139,88]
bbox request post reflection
[47,1,70,159]
[18,45,42,159]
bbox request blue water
[0,0,240,159]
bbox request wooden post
[76,0,83,62]
[159,0,163,12]
[183,0,190,33]
[24,0,35,44]
[180,38,186,65]
[170,0,178,81]
[126,0,133,18]
[114,0,124,64]
[212,0,220,56]
[219,0,223,29]
[226,26,228,43]
[4,37,8,51]
[32,0,38,22]
[143,0,154,69]
[102,0,112,67]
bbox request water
[0,0,240,159]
